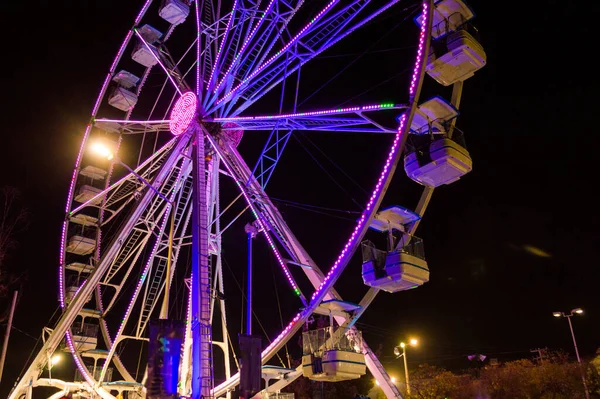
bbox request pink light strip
[213,0,278,94]
[206,1,239,90]
[216,0,338,105]
[109,31,135,74]
[215,103,398,122]
[135,0,154,25]
[59,124,92,308]
[134,29,183,96]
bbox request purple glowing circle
[169,91,197,135]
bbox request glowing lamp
[169,91,197,135]
[553,312,562,318]
[400,342,406,348]
[90,142,114,160]
[410,338,418,346]
[51,354,62,366]
[573,308,584,314]
[391,377,397,383]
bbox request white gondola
[79,165,107,180]
[66,235,96,255]
[74,185,103,205]
[132,42,159,68]
[132,25,162,67]
[427,29,486,86]
[415,0,475,39]
[71,322,99,352]
[302,326,366,382]
[108,86,139,112]
[404,95,472,187]
[65,262,95,274]
[363,206,429,292]
[362,247,429,292]
[410,96,459,135]
[415,0,486,86]
[404,137,472,187]
[159,0,190,25]
[70,213,99,227]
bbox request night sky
[2,0,599,396]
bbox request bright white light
[90,142,114,160]
[391,377,397,383]
[553,312,562,318]
[410,338,418,346]
[400,342,406,348]
[51,354,61,366]
[574,308,584,314]
[375,380,380,386]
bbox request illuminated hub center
[169,91,198,135]
[169,91,244,146]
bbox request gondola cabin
[362,206,429,292]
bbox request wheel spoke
[216,103,407,133]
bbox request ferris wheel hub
[169,91,198,135]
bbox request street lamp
[394,338,418,395]
[47,353,61,381]
[553,308,589,399]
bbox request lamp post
[553,308,589,399]
[394,338,418,395]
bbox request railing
[302,327,362,356]
[362,232,426,262]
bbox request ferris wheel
[10,0,486,398]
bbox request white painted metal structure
[8,0,486,398]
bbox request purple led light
[65,331,95,385]
[216,0,338,105]
[409,2,428,98]
[170,92,198,135]
[215,103,396,123]
[135,0,154,25]
[195,0,201,96]
[109,31,134,74]
[207,0,239,88]
[213,0,278,93]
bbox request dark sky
[2,0,599,396]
